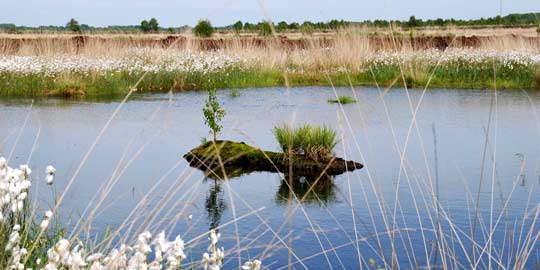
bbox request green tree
[194,19,214,38]
[434,18,445,26]
[258,21,273,36]
[232,20,243,32]
[277,21,288,32]
[300,21,315,35]
[288,22,300,30]
[148,18,159,32]
[408,15,419,28]
[203,89,226,141]
[244,22,254,31]
[373,20,389,27]
[140,20,150,32]
[327,19,343,29]
[2,24,18,34]
[66,18,81,32]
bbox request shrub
[273,124,339,160]
[140,20,150,32]
[277,21,289,32]
[408,15,419,28]
[66,18,81,32]
[327,96,357,104]
[141,18,159,33]
[288,22,300,30]
[300,21,315,35]
[258,21,273,36]
[194,19,214,38]
[233,20,243,33]
[148,18,159,32]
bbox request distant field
[1,27,539,53]
[1,25,539,96]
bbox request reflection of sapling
[203,89,226,142]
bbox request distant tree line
[227,13,540,32]
[0,18,187,34]
[0,13,538,34]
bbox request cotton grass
[0,157,261,270]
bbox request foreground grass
[1,62,539,97]
[0,158,261,270]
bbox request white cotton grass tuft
[242,259,262,270]
[0,158,262,270]
[45,165,56,185]
[0,157,6,169]
[0,49,241,77]
[1,48,539,77]
[202,229,225,270]
[40,210,54,231]
[0,157,32,215]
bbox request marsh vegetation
[3,86,540,269]
[1,29,540,96]
[2,9,540,270]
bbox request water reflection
[195,160,337,213]
[205,179,227,231]
[520,174,526,187]
[276,173,337,205]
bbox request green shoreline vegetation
[1,63,539,97]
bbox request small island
[183,140,363,177]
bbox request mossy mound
[183,140,363,178]
[45,88,86,98]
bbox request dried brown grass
[1,27,539,71]
[478,35,540,51]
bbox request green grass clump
[328,95,357,104]
[273,124,339,160]
[230,89,240,97]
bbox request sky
[2,0,539,27]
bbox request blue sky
[2,0,539,27]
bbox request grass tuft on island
[328,95,357,104]
[273,124,339,160]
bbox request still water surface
[1,87,540,269]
